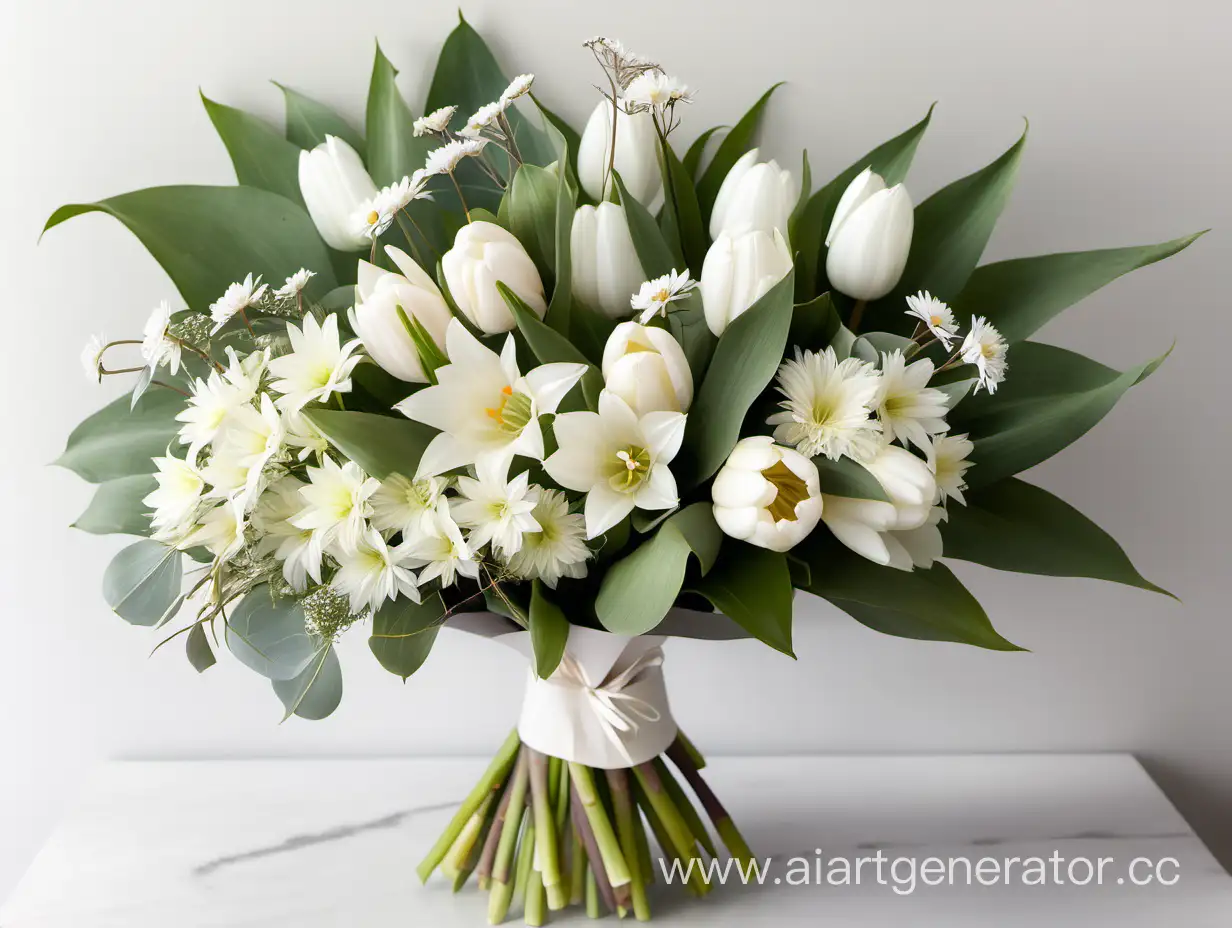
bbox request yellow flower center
[485,385,533,434]
[609,445,651,492]
[930,314,943,326]
[366,210,380,225]
[653,288,671,303]
[762,460,809,522]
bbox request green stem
[585,866,600,919]
[674,730,708,771]
[633,762,710,896]
[443,792,495,883]
[512,815,536,909]
[569,825,587,906]
[653,757,717,858]
[606,769,651,922]
[527,750,563,903]
[633,778,700,898]
[568,763,632,889]
[571,781,617,912]
[849,298,868,333]
[665,740,753,865]
[476,752,521,889]
[491,752,531,886]
[524,869,546,927]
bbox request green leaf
[951,341,1168,487]
[813,456,890,501]
[225,588,318,681]
[695,83,784,219]
[529,581,569,679]
[72,474,155,535]
[58,389,181,484]
[366,42,435,187]
[543,121,578,335]
[301,408,436,481]
[276,82,364,155]
[102,540,183,627]
[799,535,1021,650]
[186,623,217,673]
[369,593,443,679]
[201,93,304,205]
[952,233,1205,344]
[678,270,795,488]
[943,478,1171,596]
[273,645,343,720]
[500,283,600,411]
[530,95,582,176]
[794,105,934,302]
[682,125,726,179]
[43,186,336,311]
[658,142,708,271]
[691,543,795,656]
[595,504,722,636]
[787,292,843,352]
[667,291,718,384]
[508,164,560,283]
[613,171,676,279]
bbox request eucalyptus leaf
[691,543,795,656]
[813,456,890,501]
[301,408,437,481]
[186,623,217,673]
[102,540,183,627]
[273,645,343,721]
[225,587,318,681]
[72,474,155,536]
[369,593,443,679]
[276,82,364,155]
[530,581,569,679]
[695,83,784,218]
[57,388,181,484]
[201,93,304,205]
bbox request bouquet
[52,16,1200,925]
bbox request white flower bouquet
[52,18,1200,924]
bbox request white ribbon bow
[550,647,666,765]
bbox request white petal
[584,485,635,539]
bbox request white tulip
[349,245,452,383]
[577,101,663,208]
[824,168,914,301]
[441,221,547,334]
[571,203,646,319]
[712,436,822,553]
[700,228,793,336]
[298,136,379,252]
[601,322,693,416]
[709,148,797,240]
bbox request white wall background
[1,0,1229,900]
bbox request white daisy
[291,456,380,555]
[630,269,698,324]
[209,273,268,335]
[424,138,489,176]
[370,473,449,539]
[904,291,959,350]
[501,74,535,107]
[960,315,1009,394]
[253,476,323,591]
[144,449,207,543]
[402,501,480,588]
[451,458,541,557]
[413,105,457,137]
[503,488,591,588]
[274,268,316,300]
[267,313,363,411]
[621,72,692,114]
[331,527,421,614]
[141,300,182,374]
[875,350,950,451]
[81,332,107,383]
[357,170,433,239]
[460,101,507,138]
[768,347,883,461]
[929,433,975,506]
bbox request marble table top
[3,754,1230,926]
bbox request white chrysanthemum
[424,138,489,176]
[291,456,380,555]
[176,357,260,460]
[630,269,698,324]
[141,300,181,374]
[331,527,421,614]
[960,315,1009,394]
[930,433,975,506]
[904,291,958,350]
[209,393,286,508]
[402,501,480,588]
[501,74,535,107]
[209,273,268,334]
[267,313,363,411]
[460,101,506,138]
[875,350,950,451]
[768,347,883,461]
[81,332,107,383]
[253,476,323,591]
[186,496,248,562]
[503,489,590,588]
[622,72,692,112]
[370,473,448,539]
[452,458,541,557]
[413,105,457,137]
[144,449,206,543]
[274,268,315,300]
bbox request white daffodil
[904,291,958,350]
[396,319,586,477]
[253,476,324,591]
[186,496,248,563]
[501,74,534,107]
[291,456,380,555]
[331,527,421,614]
[267,313,363,411]
[402,500,480,588]
[452,458,542,557]
[601,322,693,416]
[960,315,1009,394]
[929,433,974,506]
[875,350,950,451]
[274,268,316,301]
[370,472,449,539]
[424,138,489,176]
[144,449,206,544]
[768,347,883,461]
[210,393,286,508]
[209,273,268,334]
[544,391,686,539]
[712,436,823,553]
[81,332,107,383]
[413,105,457,137]
[504,488,591,588]
[630,269,697,324]
[141,300,181,374]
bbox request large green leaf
[72,474,155,535]
[951,233,1205,343]
[43,186,336,311]
[369,593,443,679]
[302,408,437,480]
[682,125,727,179]
[678,270,795,488]
[529,581,569,679]
[691,543,795,656]
[58,389,181,484]
[225,588,318,681]
[542,117,578,335]
[102,540,183,627]
[659,141,708,272]
[614,171,676,279]
[276,82,365,155]
[366,42,435,187]
[201,94,304,206]
[695,83,784,219]
[531,95,582,176]
[500,284,600,411]
[595,504,722,636]
[943,478,1170,596]
[273,645,343,720]
[787,292,843,353]
[507,164,560,284]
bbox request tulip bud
[349,246,452,383]
[712,436,823,552]
[298,136,380,252]
[577,101,663,208]
[570,203,646,319]
[441,221,547,334]
[824,168,914,301]
[700,228,793,336]
[708,148,797,240]
[601,322,693,416]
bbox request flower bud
[441,221,546,333]
[298,136,380,252]
[601,322,693,415]
[349,246,452,383]
[824,168,914,301]
[712,436,822,552]
[577,101,663,208]
[571,203,646,319]
[700,228,793,336]
[709,148,797,240]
